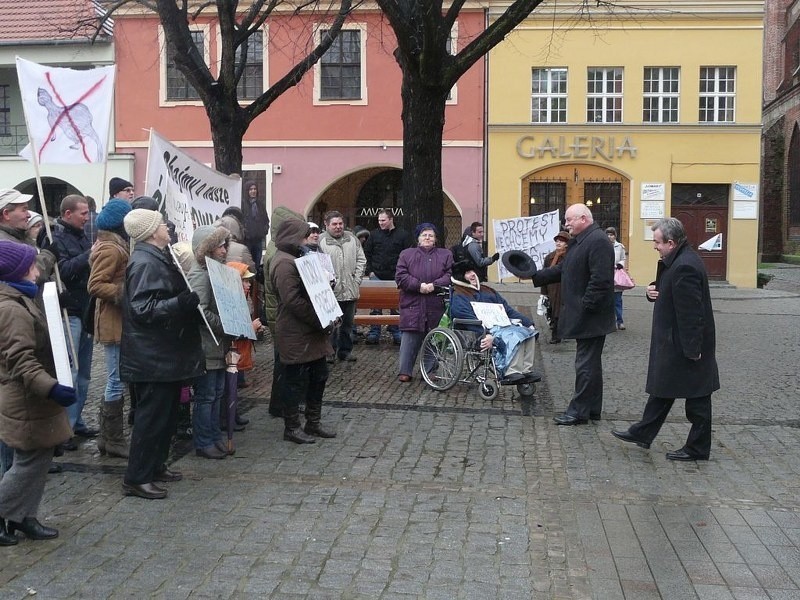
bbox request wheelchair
[419,312,541,401]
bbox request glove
[49,383,77,407]
[177,290,200,312]
[491,252,500,262]
[616,264,624,270]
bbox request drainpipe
[482,8,490,241]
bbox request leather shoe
[611,429,650,449]
[74,426,99,438]
[666,448,708,461]
[304,424,337,438]
[553,413,588,426]
[48,463,63,474]
[398,374,412,382]
[8,517,59,540]
[0,519,18,546]
[122,481,167,499]
[215,440,235,456]
[153,467,183,482]
[60,438,78,452]
[283,428,316,444]
[235,414,249,426]
[195,445,227,459]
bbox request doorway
[671,184,728,279]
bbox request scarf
[1,280,38,298]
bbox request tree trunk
[400,65,449,240]
[207,100,247,175]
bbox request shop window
[699,66,735,123]
[643,67,679,123]
[788,127,800,238]
[587,67,622,123]
[529,182,566,220]
[583,182,620,231]
[165,30,205,101]
[531,68,567,123]
[318,27,365,102]
[236,31,265,100]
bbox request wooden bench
[354,281,400,326]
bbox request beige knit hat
[124,208,163,243]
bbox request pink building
[112,10,486,244]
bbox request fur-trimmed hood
[192,225,230,268]
[215,215,244,242]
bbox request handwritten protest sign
[145,129,242,242]
[206,260,257,340]
[295,254,343,328]
[470,302,512,328]
[493,210,560,279]
[43,282,73,386]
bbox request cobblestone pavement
[2,277,800,599]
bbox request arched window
[788,125,800,238]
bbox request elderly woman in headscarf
[395,223,453,382]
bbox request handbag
[613,268,635,290]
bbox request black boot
[283,412,315,444]
[304,392,335,438]
[304,423,337,438]
[0,519,18,546]
[8,517,58,540]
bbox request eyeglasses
[122,187,134,193]
[419,233,435,238]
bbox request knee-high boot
[303,396,336,438]
[100,399,129,459]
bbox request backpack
[450,241,471,267]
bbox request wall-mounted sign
[705,218,718,233]
[641,183,665,201]
[358,207,404,217]
[732,183,758,202]
[640,201,665,219]
[733,202,758,219]
[516,135,637,162]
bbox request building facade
[111,9,486,245]
[487,1,763,287]
[0,0,132,215]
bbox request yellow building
[487,1,763,287]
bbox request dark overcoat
[645,241,720,398]
[395,246,453,332]
[532,223,615,339]
[119,242,204,383]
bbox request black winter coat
[532,223,615,339]
[52,219,91,318]
[645,241,720,398]
[120,243,204,383]
[364,227,412,280]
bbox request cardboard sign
[470,301,512,328]
[42,282,73,386]
[295,254,343,328]
[493,210,560,279]
[206,259,257,340]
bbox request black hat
[109,177,133,197]
[131,195,160,211]
[502,250,538,279]
[554,230,571,243]
[451,260,475,283]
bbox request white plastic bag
[537,295,549,316]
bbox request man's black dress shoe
[153,467,183,482]
[122,482,167,499]
[553,413,588,426]
[8,517,59,540]
[48,463,63,474]
[666,449,708,462]
[74,427,99,438]
[0,519,18,546]
[611,429,651,449]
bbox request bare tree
[95,0,353,174]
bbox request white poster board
[641,183,666,201]
[733,183,758,202]
[640,201,665,219]
[493,210,561,279]
[206,259,257,340]
[145,129,242,241]
[295,254,343,328]
[733,202,758,220]
[698,233,723,251]
[42,282,73,386]
[470,302,512,328]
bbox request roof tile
[0,0,108,42]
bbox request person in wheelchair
[449,261,539,382]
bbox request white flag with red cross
[16,57,115,165]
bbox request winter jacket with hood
[0,284,71,450]
[88,229,130,343]
[263,206,304,330]
[215,215,255,272]
[187,225,231,371]
[318,230,366,302]
[270,218,333,365]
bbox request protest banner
[145,130,242,242]
[470,302,512,328]
[493,210,560,279]
[206,259,257,340]
[295,254,343,329]
[42,282,73,386]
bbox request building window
[587,67,623,123]
[643,67,679,123]
[529,182,567,218]
[320,29,362,100]
[531,68,567,123]
[166,30,204,101]
[236,31,264,100]
[0,85,10,136]
[584,182,621,232]
[699,66,735,123]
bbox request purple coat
[395,246,453,332]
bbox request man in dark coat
[612,217,719,461]
[532,203,615,425]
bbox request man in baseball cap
[0,189,33,212]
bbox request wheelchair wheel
[517,382,536,397]
[420,327,464,391]
[478,379,499,401]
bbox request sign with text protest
[145,129,242,242]
[295,254,343,329]
[206,259,257,340]
[493,210,560,280]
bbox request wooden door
[671,206,728,279]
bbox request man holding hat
[108,177,134,203]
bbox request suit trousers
[0,446,53,523]
[125,382,181,485]
[566,336,606,419]
[629,394,713,458]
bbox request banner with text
[145,130,241,243]
[493,211,561,280]
[295,254,343,329]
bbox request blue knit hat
[414,222,438,239]
[0,240,37,283]
[96,199,132,231]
